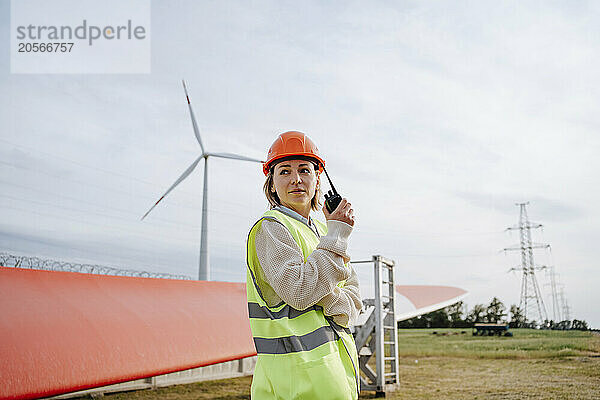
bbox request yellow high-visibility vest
[246,208,359,399]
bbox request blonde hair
[263,162,322,211]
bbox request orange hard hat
[263,131,325,175]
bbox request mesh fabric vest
[246,209,359,399]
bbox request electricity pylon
[545,266,562,322]
[504,202,549,325]
[559,286,571,321]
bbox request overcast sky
[1,1,599,327]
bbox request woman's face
[272,159,319,216]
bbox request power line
[390,252,498,258]
[0,137,167,188]
[358,226,506,238]
[0,138,262,210]
[0,158,262,214]
[1,204,196,246]
[0,192,200,236]
[0,159,202,212]
[0,179,199,230]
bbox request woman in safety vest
[246,131,362,399]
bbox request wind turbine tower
[142,81,263,280]
[504,202,550,325]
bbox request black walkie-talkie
[323,166,343,213]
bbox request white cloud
[1,0,598,327]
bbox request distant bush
[398,298,589,330]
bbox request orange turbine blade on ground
[0,268,256,400]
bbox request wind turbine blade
[182,80,205,154]
[141,155,203,220]
[207,152,263,163]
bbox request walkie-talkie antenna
[322,166,338,194]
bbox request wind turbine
[142,80,263,280]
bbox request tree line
[397,297,589,330]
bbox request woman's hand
[323,198,355,226]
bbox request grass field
[89,329,600,399]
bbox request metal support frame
[352,255,399,395]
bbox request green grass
[396,328,600,359]
[382,355,600,399]
[82,329,600,399]
[375,329,600,399]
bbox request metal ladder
[352,255,399,396]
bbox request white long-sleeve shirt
[253,214,362,327]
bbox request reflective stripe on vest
[248,302,320,320]
[248,301,353,335]
[246,209,360,399]
[253,325,337,354]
